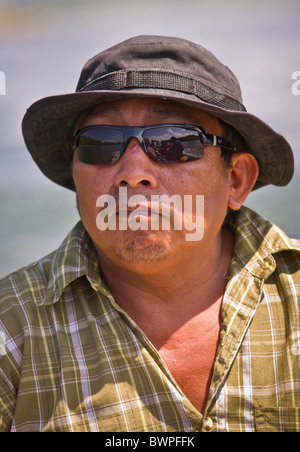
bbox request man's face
[72,98,233,271]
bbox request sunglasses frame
[72,123,236,165]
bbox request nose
[114,139,158,189]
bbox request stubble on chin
[112,233,171,264]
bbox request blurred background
[0,0,299,277]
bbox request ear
[228,153,259,210]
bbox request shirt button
[203,417,213,431]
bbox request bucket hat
[22,35,294,191]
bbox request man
[0,35,299,432]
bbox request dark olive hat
[22,35,294,190]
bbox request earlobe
[228,153,259,210]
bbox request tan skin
[72,97,259,414]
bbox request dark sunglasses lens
[143,126,204,163]
[76,128,124,164]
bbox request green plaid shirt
[0,206,299,432]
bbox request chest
[151,312,221,414]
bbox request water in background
[0,0,299,277]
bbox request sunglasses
[72,124,236,165]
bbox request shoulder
[0,220,97,325]
[0,220,90,311]
[228,205,300,280]
[229,206,300,256]
[0,252,56,351]
[0,252,55,309]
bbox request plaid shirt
[0,206,299,432]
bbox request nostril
[119,179,150,187]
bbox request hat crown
[76,35,244,110]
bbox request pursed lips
[116,202,170,218]
[116,206,162,226]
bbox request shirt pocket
[254,405,300,432]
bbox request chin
[112,230,172,264]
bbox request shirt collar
[42,221,106,306]
[227,205,300,280]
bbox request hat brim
[22,88,294,191]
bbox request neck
[97,225,235,318]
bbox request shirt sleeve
[0,365,18,432]
[0,274,25,432]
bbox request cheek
[163,165,199,194]
[75,178,98,233]
[73,153,114,195]
[166,161,224,196]
[201,165,231,225]
[178,159,230,222]
[72,159,114,229]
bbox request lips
[116,205,161,225]
[116,202,168,219]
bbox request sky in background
[0,0,299,276]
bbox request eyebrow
[147,106,195,122]
[80,102,200,128]
[84,104,119,119]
